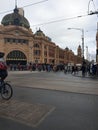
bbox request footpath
[0,70,98,130]
[73,71,98,79]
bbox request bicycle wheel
[1,83,13,100]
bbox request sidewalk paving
[0,70,98,130]
[73,71,98,79]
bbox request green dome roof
[1,8,30,29]
[35,28,45,37]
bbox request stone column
[47,46,49,63]
[28,40,34,63]
[41,43,44,63]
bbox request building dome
[65,47,69,51]
[34,28,45,37]
[1,7,30,29]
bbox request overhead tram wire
[0,0,97,27]
[0,0,48,15]
[0,10,13,15]
[32,7,98,27]
[31,14,89,27]
[22,0,48,8]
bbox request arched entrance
[6,50,27,65]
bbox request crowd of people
[0,51,98,82]
[81,62,98,77]
[8,63,64,72]
[65,63,98,77]
[7,62,98,77]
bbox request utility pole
[68,28,84,60]
[88,0,98,63]
[86,46,88,60]
[15,0,17,8]
[96,23,98,64]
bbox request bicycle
[0,79,13,100]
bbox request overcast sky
[0,0,98,61]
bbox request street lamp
[68,27,84,60]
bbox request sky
[0,0,98,61]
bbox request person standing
[81,61,86,77]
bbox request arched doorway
[6,50,27,65]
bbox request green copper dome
[1,8,30,29]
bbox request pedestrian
[81,64,86,77]
[72,66,75,75]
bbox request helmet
[0,52,5,58]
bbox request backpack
[0,62,7,70]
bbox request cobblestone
[0,99,55,127]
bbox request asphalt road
[0,71,98,130]
[7,71,98,95]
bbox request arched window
[7,50,26,60]
[6,50,27,65]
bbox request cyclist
[0,52,8,81]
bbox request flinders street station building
[0,6,83,66]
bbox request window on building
[4,38,28,44]
[34,50,40,56]
[7,50,26,60]
[34,43,40,48]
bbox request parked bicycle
[0,79,13,100]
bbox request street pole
[82,29,84,60]
[86,46,88,60]
[96,23,98,64]
[68,28,84,60]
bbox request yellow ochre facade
[0,7,83,65]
